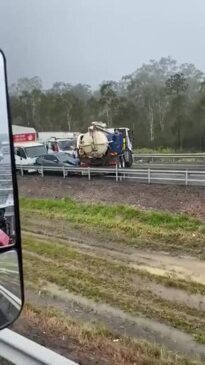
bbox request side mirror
[0,50,24,329]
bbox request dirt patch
[18,175,205,219]
[129,252,205,285]
[13,303,201,365]
[24,285,205,362]
[24,241,205,312]
[19,226,205,362]
[21,212,205,287]
[146,283,205,311]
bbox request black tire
[124,150,133,168]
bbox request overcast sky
[0,0,205,88]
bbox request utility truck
[77,121,133,167]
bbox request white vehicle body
[38,131,78,141]
[12,125,37,142]
[14,141,48,171]
[12,125,47,171]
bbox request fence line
[133,153,205,158]
[133,152,205,164]
[16,164,205,186]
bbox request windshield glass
[25,145,47,158]
[56,153,73,162]
[58,140,76,151]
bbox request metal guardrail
[16,164,205,186]
[133,152,205,163]
[134,152,205,157]
[0,329,78,365]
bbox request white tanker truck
[77,122,133,167]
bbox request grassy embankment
[21,197,205,345]
[23,234,205,345]
[21,197,205,257]
[13,304,198,365]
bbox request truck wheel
[124,150,133,168]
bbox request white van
[14,141,47,171]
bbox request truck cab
[14,141,48,166]
[46,137,77,158]
[107,127,133,167]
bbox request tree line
[9,56,205,151]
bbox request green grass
[23,235,205,344]
[23,234,205,296]
[20,197,205,255]
[21,196,200,228]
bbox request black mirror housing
[0,50,24,329]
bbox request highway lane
[0,307,11,327]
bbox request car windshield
[58,140,75,151]
[56,153,74,162]
[25,145,47,158]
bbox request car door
[15,147,27,164]
[41,155,59,167]
[41,155,64,175]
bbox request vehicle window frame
[16,147,26,159]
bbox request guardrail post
[63,166,66,178]
[116,163,118,182]
[88,167,91,181]
[148,168,151,184]
[41,165,44,177]
[20,164,24,177]
[185,169,188,186]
